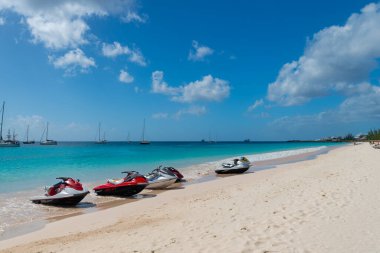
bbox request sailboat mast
[142,118,146,141]
[46,122,49,141]
[0,102,4,141]
[98,122,101,142]
[26,125,29,142]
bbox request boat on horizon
[0,101,20,148]
[140,118,150,144]
[243,139,251,143]
[95,122,107,144]
[40,122,57,145]
[23,125,35,144]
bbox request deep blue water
[0,141,343,193]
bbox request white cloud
[152,112,168,119]
[173,75,230,103]
[0,1,142,49]
[271,86,380,130]
[102,41,127,57]
[151,71,180,95]
[119,69,134,84]
[102,42,147,66]
[248,99,264,112]
[0,17,5,25]
[51,48,96,74]
[338,86,380,121]
[122,11,147,23]
[151,71,230,103]
[267,3,380,106]
[11,115,45,128]
[188,40,214,61]
[174,106,207,119]
[26,15,89,49]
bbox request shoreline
[0,144,337,241]
[2,143,378,252]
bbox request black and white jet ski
[31,177,89,205]
[215,157,251,174]
[145,166,178,189]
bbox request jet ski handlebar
[121,171,139,174]
[56,177,71,181]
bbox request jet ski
[215,157,251,174]
[93,171,148,196]
[145,166,178,190]
[150,166,184,183]
[31,177,89,205]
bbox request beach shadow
[215,171,254,178]
[130,193,157,199]
[165,186,185,190]
[108,193,157,199]
[74,202,97,208]
[147,186,185,194]
[95,193,157,210]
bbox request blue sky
[0,0,379,141]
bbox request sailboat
[40,122,57,145]
[207,131,216,143]
[0,101,20,147]
[140,119,150,145]
[23,125,35,144]
[95,122,107,144]
[127,132,132,143]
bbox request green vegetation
[343,133,354,141]
[367,129,380,140]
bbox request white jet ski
[215,157,251,174]
[145,167,178,189]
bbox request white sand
[1,143,380,253]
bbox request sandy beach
[1,143,379,252]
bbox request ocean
[0,141,343,237]
[0,141,342,193]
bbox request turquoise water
[0,141,342,193]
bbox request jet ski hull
[94,184,147,196]
[215,167,249,174]
[146,178,177,190]
[31,191,89,205]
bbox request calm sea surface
[0,141,343,193]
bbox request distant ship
[140,118,150,145]
[243,139,251,143]
[23,125,35,144]
[40,122,57,145]
[0,101,20,147]
[95,122,107,144]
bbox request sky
[0,0,379,141]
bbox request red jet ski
[31,177,89,205]
[93,171,148,196]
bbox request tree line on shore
[367,129,380,140]
[320,128,380,142]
